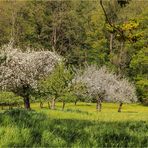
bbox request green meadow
[0,103,148,147]
[33,102,148,121]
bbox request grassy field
[0,102,148,147]
[32,102,148,121]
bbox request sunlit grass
[1,102,147,121]
[29,102,148,122]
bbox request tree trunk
[96,98,102,112]
[110,33,113,53]
[23,96,31,109]
[48,102,50,109]
[51,98,55,110]
[74,100,77,106]
[1,106,3,110]
[118,102,123,112]
[40,101,43,108]
[118,41,124,74]
[52,26,57,52]
[62,101,65,110]
[9,105,13,110]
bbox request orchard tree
[107,77,137,112]
[39,64,74,110]
[71,82,87,106]
[76,65,137,112]
[0,43,61,109]
[75,66,115,111]
[59,81,87,110]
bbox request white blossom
[76,65,137,103]
[0,43,61,96]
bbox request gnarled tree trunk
[110,33,113,53]
[96,97,102,112]
[118,102,123,112]
[23,96,30,109]
[51,98,55,110]
[9,104,13,110]
[48,102,50,109]
[74,100,77,106]
[62,101,65,110]
[1,106,4,110]
[40,101,43,108]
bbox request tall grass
[0,109,147,147]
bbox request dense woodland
[0,0,147,104]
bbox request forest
[0,0,148,147]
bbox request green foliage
[130,48,148,103]
[130,48,148,74]
[39,63,74,101]
[0,91,23,105]
[39,63,87,105]
[135,77,148,104]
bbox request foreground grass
[0,103,148,147]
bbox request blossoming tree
[0,43,61,109]
[107,78,138,112]
[76,65,137,112]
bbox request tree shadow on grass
[0,109,147,147]
[122,111,138,113]
[69,103,93,107]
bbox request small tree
[39,64,74,110]
[76,65,137,112]
[0,43,61,109]
[107,78,137,112]
[60,92,76,110]
[71,76,88,106]
[76,66,115,111]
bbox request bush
[0,92,23,109]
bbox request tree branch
[99,0,123,37]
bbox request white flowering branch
[0,43,61,109]
[75,65,137,112]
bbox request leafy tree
[39,64,74,110]
[100,0,141,74]
[0,1,26,46]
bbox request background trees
[0,0,147,104]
